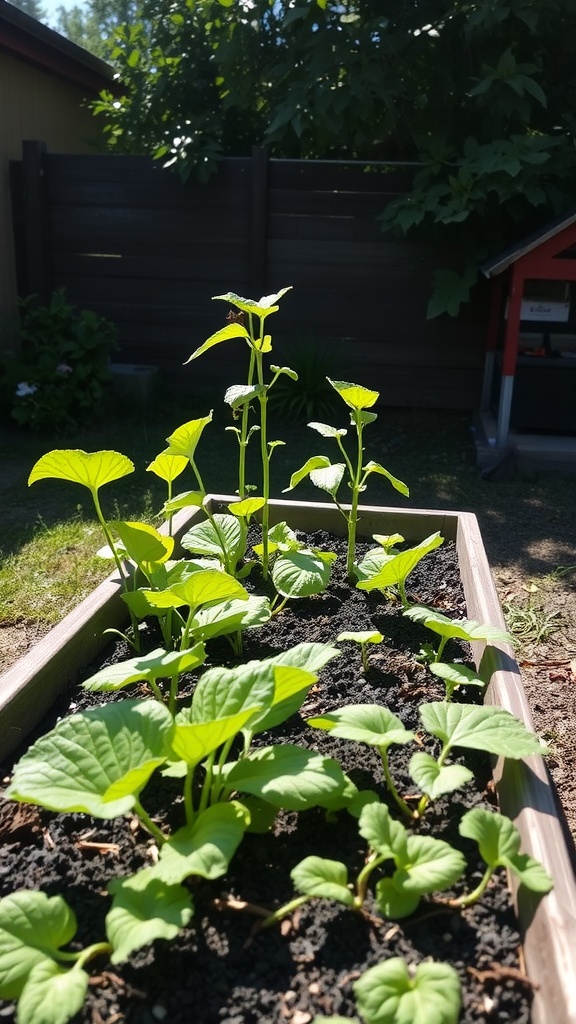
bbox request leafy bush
[1,290,117,432]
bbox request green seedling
[308,699,548,820]
[146,451,188,536]
[451,807,553,907]
[253,521,336,612]
[28,448,135,588]
[404,605,513,663]
[7,643,354,839]
[336,630,385,672]
[284,379,409,579]
[184,288,293,576]
[261,799,466,926]
[429,661,486,702]
[356,532,444,607]
[80,644,207,715]
[312,958,462,1024]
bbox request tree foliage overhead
[55,0,142,61]
[91,0,576,313]
[8,0,47,20]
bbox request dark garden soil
[0,535,535,1024]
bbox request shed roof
[0,0,116,93]
[480,206,576,278]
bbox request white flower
[15,382,37,397]
[56,363,73,374]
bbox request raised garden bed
[1,497,575,1024]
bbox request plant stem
[256,348,270,579]
[448,864,493,908]
[238,348,256,498]
[260,894,311,930]
[355,851,385,905]
[184,765,195,825]
[133,800,167,845]
[380,747,417,819]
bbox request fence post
[249,146,268,297]
[22,140,52,305]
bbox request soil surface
[0,538,537,1024]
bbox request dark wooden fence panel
[10,146,488,409]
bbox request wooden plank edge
[457,511,576,1024]
[0,505,202,763]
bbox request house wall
[0,48,103,352]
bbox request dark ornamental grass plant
[0,289,555,1024]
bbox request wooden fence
[10,143,489,409]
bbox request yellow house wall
[0,49,104,353]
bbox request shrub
[1,290,117,432]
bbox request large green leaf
[106,868,193,963]
[357,534,443,593]
[191,595,271,642]
[272,549,336,599]
[327,378,379,410]
[164,413,213,461]
[141,569,247,612]
[459,808,553,892]
[284,455,332,492]
[185,322,250,363]
[6,700,173,818]
[17,961,89,1024]
[28,449,134,493]
[409,753,473,799]
[291,856,354,906]
[420,701,549,758]
[358,801,408,862]
[363,461,410,497]
[395,834,466,893]
[81,645,206,693]
[181,514,246,564]
[0,892,77,1000]
[404,606,512,646]
[222,744,355,810]
[309,463,346,496]
[307,704,414,751]
[212,287,292,318]
[187,642,339,735]
[111,520,174,566]
[353,959,461,1024]
[146,451,188,483]
[170,708,260,766]
[153,802,250,884]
